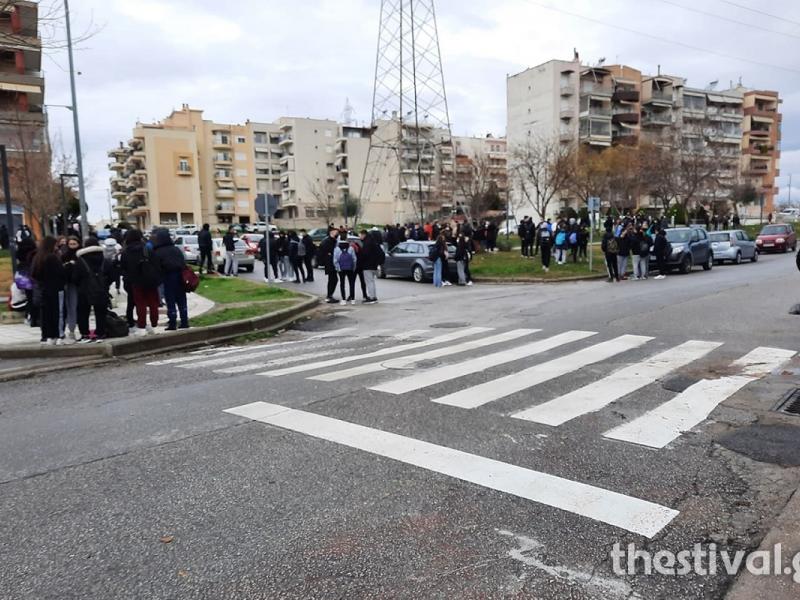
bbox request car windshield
[180,235,198,244]
[665,229,691,243]
[761,225,787,235]
[709,233,730,242]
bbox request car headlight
[777,238,786,244]
[756,239,763,244]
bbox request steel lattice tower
[360,0,456,224]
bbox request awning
[0,82,41,94]
[707,93,743,104]
[752,115,774,123]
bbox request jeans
[617,254,629,278]
[433,258,443,287]
[338,270,356,300]
[555,248,566,263]
[363,269,378,300]
[633,255,649,279]
[457,260,467,284]
[163,270,188,327]
[63,284,78,334]
[280,256,293,280]
[224,250,238,276]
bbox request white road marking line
[370,330,598,396]
[308,329,540,382]
[146,327,356,366]
[224,402,679,538]
[513,340,723,426]
[261,327,493,377]
[432,335,653,410]
[177,342,332,370]
[603,347,797,449]
[214,350,340,374]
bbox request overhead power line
[717,0,800,29]
[520,0,800,76]
[656,0,800,41]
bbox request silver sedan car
[710,230,758,265]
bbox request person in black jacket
[299,230,316,282]
[455,233,473,286]
[222,227,238,277]
[602,226,620,282]
[288,231,305,284]
[151,228,189,330]
[317,228,340,303]
[74,237,110,341]
[121,229,162,335]
[258,233,282,283]
[358,229,384,303]
[31,236,66,345]
[197,224,213,275]
[60,236,82,341]
[653,229,670,280]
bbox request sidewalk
[0,290,214,346]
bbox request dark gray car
[649,227,714,274]
[379,241,457,283]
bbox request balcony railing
[642,112,672,126]
[216,201,235,213]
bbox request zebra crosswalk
[149,326,796,450]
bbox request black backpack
[428,244,439,261]
[105,311,130,338]
[79,258,109,306]
[138,248,161,288]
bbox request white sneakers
[443,281,452,286]
[466,281,474,286]
[655,274,666,280]
[340,300,347,306]
[146,325,155,335]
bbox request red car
[756,224,797,253]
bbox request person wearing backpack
[602,226,620,282]
[152,228,189,330]
[121,229,162,335]
[288,231,305,284]
[568,225,579,264]
[333,236,357,305]
[222,227,238,277]
[554,224,568,265]
[31,236,67,345]
[359,229,384,303]
[632,225,652,281]
[537,222,552,272]
[74,237,110,342]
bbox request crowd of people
[12,226,191,345]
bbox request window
[255,151,269,161]
[236,169,248,177]
[177,158,192,174]
[235,152,246,161]
[256,168,270,175]
[254,132,268,145]
[237,136,246,144]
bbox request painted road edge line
[224,401,679,538]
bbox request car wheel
[702,253,713,271]
[751,251,758,263]
[377,265,387,279]
[412,264,425,283]
[734,252,742,265]
[680,256,692,274]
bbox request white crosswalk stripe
[214,350,340,374]
[602,347,797,448]
[261,327,493,378]
[432,335,653,409]
[308,329,540,382]
[225,401,680,538]
[370,330,598,396]
[513,340,723,426]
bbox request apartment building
[507,56,782,215]
[0,1,48,230]
[248,121,284,211]
[111,106,258,230]
[453,135,509,209]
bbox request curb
[472,274,607,284]
[0,293,320,360]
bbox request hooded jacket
[358,236,384,270]
[152,229,185,273]
[74,246,110,302]
[121,240,161,288]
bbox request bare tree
[306,167,339,226]
[456,150,495,220]
[510,136,574,221]
[0,1,101,52]
[567,145,611,208]
[639,141,680,213]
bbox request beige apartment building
[507,57,782,216]
[453,135,509,210]
[111,105,259,230]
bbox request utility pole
[64,0,88,238]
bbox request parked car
[308,228,329,243]
[241,233,264,254]
[211,238,255,273]
[756,224,797,253]
[709,230,758,264]
[650,227,713,274]
[175,235,200,264]
[378,240,457,283]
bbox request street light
[63,0,88,238]
[60,173,78,235]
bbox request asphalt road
[2,252,800,599]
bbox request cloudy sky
[43,0,800,220]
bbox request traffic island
[469,245,609,283]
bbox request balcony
[579,118,612,146]
[613,89,640,103]
[644,90,673,105]
[641,112,672,127]
[579,83,613,98]
[111,190,127,200]
[560,83,574,96]
[215,189,235,200]
[212,137,231,149]
[278,134,294,146]
[216,201,235,214]
[559,107,575,120]
[612,129,638,145]
[749,128,771,138]
[559,131,574,143]
[109,161,125,171]
[337,182,350,190]
[214,154,232,166]
[612,111,640,125]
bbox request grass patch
[196,276,299,304]
[470,245,607,279]
[191,300,299,328]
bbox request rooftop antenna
[706,80,719,91]
[341,97,355,126]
